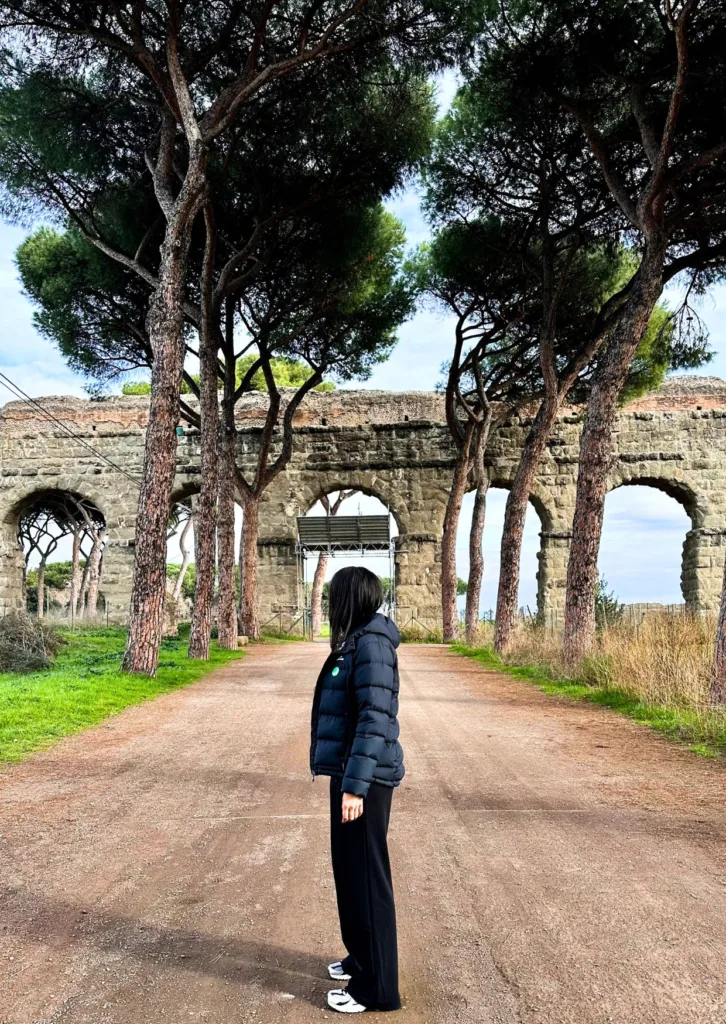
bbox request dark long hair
[328,566,384,650]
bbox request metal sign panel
[296,515,391,553]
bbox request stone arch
[2,483,110,618]
[485,471,557,533]
[299,485,399,632]
[293,475,408,535]
[604,474,709,613]
[3,479,112,527]
[3,381,726,630]
[465,473,562,625]
[167,480,246,625]
[607,470,702,525]
[0,474,138,623]
[169,481,202,507]
[255,465,451,634]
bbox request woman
[310,566,405,1014]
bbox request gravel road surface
[1,642,725,1024]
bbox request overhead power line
[0,371,193,521]
[0,371,142,485]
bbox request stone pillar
[536,530,572,629]
[100,538,136,624]
[682,527,726,614]
[92,500,139,624]
[394,533,442,631]
[0,519,25,613]
[256,537,301,635]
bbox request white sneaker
[327,988,367,1013]
[328,961,352,981]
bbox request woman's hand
[342,792,364,823]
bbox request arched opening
[599,481,693,616]
[166,486,245,626]
[300,489,400,638]
[15,490,107,621]
[455,485,543,624]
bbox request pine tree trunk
[237,518,245,627]
[86,531,105,619]
[37,559,46,619]
[465,481,488,645]
[188,380,219,659]
[442,423,474,641]
[217,416,238,650]
[122,203,201,675]
[711,557,726,705]
[78,542,95,619]
[495,398,560,653]
[563,246,666,664]
[239,495,260,640]
[70,529,81,623]
[311,552,329,637]
[464,418,493,646]
[188,210,220,660]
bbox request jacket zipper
[310,650,337,780]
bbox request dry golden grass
[458,611,726,754]
[595,613,715,709]
[499,612,714,711]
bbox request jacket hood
[346,613,401,650]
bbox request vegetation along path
[1,643,725,1024]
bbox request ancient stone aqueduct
[2,376,726,630]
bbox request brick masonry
[2,376,725,629]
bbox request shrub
[595,575,624,629]
[0,611,64,673]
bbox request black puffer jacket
[310,613,404,797]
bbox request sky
[3,70,726,613]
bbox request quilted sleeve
[341,634,396,798]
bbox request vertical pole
[390,541,396,622]
[303,549,310,640]
[296,545,302,637]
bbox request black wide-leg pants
[329,775,401,1011]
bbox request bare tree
[17,493,106,619]
[17,507,66,617]
[72,497,108,619]
[171,501,195,603]
[310,491,356,637]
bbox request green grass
[0,628,243,764]
[452,643,726,758]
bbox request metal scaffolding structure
[295,515,396,638]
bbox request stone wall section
[2,376,725,629]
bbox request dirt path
[1,643,725,1024]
